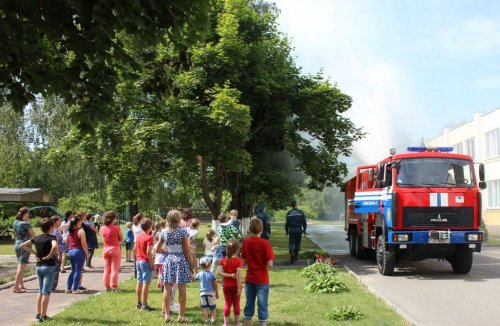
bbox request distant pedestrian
[188,218,200,272]
[135,218,156,311]
[65,216,89,294]
[255,202,271,240]
[229,210,241,234]
[203,230,218,259]
[94,213,101,232]
[125,222,134,262]
[20,218,58,322]
[212,214,242,273]
[50,215,65,291]
[195,256,219,324]
[285,200,307,263]
[241,218,274,326]
[13,207,35,293]
[101,211,124,292]
[180,208,194,229]
[132,213,145,277]
[218,239,243,326]
[84,213,98,268]
[155,209,194,323]
[60,211,74,274]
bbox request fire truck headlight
[393,234,410,242]
[467,234,482,242]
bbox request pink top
[68,228,82,249]
[101,224,121,248]
[180,218,193,229]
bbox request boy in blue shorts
[135,218,156,311]
[125,222,133,262]
[195,256,219,324]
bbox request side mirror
[479,163,485,182]
[479,181,487,190]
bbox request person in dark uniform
[255,202,271,240]
[285,200,307,263]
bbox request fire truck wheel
[376,235,395,275]
[349,229,357,257]
[450,245,473,274]
[356,234,369,260]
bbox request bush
[300,262,337,279]
[304,274,347,294]
[0,216,16,229]
[325,306,364,321]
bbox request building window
[465,137,475,159]
[453,138,475,159]
[485,128,500,159]
[488,180,500,208]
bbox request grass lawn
[36,221,408,326]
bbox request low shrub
[325,305,364,321]
[300,262,337,279]
[304,274,347,294]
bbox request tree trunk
[199,155,224,219]
[229,172,252,218]
[127,202,138,221]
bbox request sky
[273,0,500,164]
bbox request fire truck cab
[344,147,486,275]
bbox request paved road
[307,224,500,326]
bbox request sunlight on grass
[39,222,409,325]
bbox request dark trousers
[86,248,95,267]
[288,229,303,256]
[52,257,61,290]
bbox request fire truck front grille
[402,207,474,228]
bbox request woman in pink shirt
[101,211,124,291]
[179,208,194,229]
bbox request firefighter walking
[285,200,307,264]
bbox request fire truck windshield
[396,158,475,188]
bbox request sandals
[164,315,172,323]
[177,316,188,323]
[13,288,26,293]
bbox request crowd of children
[13,206,275,325]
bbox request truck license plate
[428,231,450,244]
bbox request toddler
[195,256,219,324]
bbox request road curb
[0,265,70,290]
[343,264,418,326]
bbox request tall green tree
[138,0,364,217]
[0,0,210,132]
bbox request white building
[427,108,500,230]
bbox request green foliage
[304,274,348,294]
[325,306,364,321]
[0,1,210,132]
[0,216,16,230]
[301,262,337,279]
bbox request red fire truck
[343,147,486,275]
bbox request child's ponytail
[226,239,240,259]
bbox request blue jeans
[244,283,269,322]
[67,248,85,291]
[214,245,227,259]
[36,265,57,295]
[136,260,152,283]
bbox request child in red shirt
[241,218,274,326]
[218,240,243,326]
[134,218,155,311]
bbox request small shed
[0,188,55,203]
